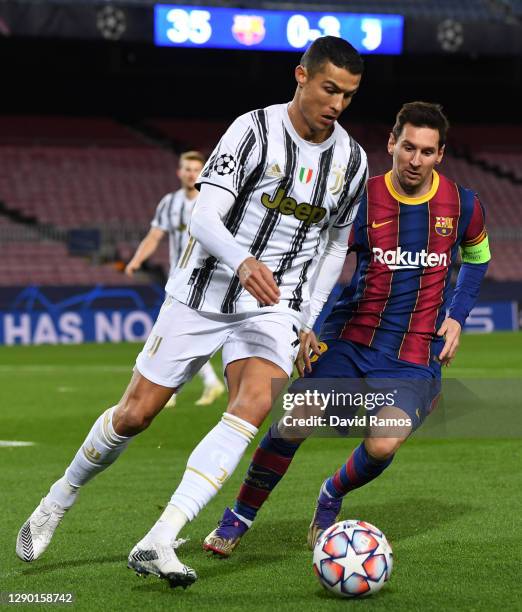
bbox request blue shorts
[293,339,441,431]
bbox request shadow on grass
[21,554,124,575]
[242,496,472,551]
[314,585,392,603]
[344,497,473,542]
[130,551,289,594]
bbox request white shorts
[135,296,302,389]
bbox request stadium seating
[145,118,229,156]
[0,116,177,285]
[474,152,522,181]
[0,116,147,147]
[0,238,148,286]
[0,146,179,228]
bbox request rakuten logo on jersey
[372,247,448,270]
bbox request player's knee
[365,437,404,461]
[114,398,155,435]
[277,419,310,444]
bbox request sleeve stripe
[334,165,368,228]
[462,229,487,247]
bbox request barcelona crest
[232,15,266,46]
[435,216,453,236]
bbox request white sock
[321,481,335,499]
[198,362,219,387]
[45,476,79,510]
[49,407,133,493]
[145,504,189,544]
[169,413,258,524]
[232,510,253,528]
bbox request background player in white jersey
[125,151,224,407]
[16,36,368,588]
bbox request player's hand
[296,329,321,377]
[124,260,140,277]
[237,257,280,305]
[437,317,462,366]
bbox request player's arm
[190,183,280,305]
[296,165,367,376]
[125,227,166,276]
[438,198,491,365]
[295,224,349,375]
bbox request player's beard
[398,168,426,195]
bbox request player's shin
[45,406,133,507]
[148,413,258,543]
[324,441,394,499]
[233,422,302,525]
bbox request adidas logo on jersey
[373,247,448,270]
[261,187,326,225]
[266,162,284,178]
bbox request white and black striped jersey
[151,189,197,273]
[167,103,368,315]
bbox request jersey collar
[385,170,440,205]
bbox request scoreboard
[154,5,403,54]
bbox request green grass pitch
[1,333,521,610]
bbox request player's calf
[364,436,405,460]
[113,371,174,436]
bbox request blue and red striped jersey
[322,170,488,366]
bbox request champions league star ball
[215,153,236,175]
[313,520,393,598]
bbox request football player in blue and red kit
[203,101,491,555]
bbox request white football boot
[16,498,67,562]
[128,537,197,589]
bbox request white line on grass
[0,365,131,373]
[0,440,35,447]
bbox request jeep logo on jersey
[261,187,326,225]
[373,247,448,270]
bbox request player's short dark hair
[300,35,364,77]
[392,102,450,148]
[179,150,205,165]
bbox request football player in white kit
[125,151,225,406]
[16,36,368,589]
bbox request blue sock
[234,424,301,522]
[324,442,394,499]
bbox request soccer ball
[313,520,393,598]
